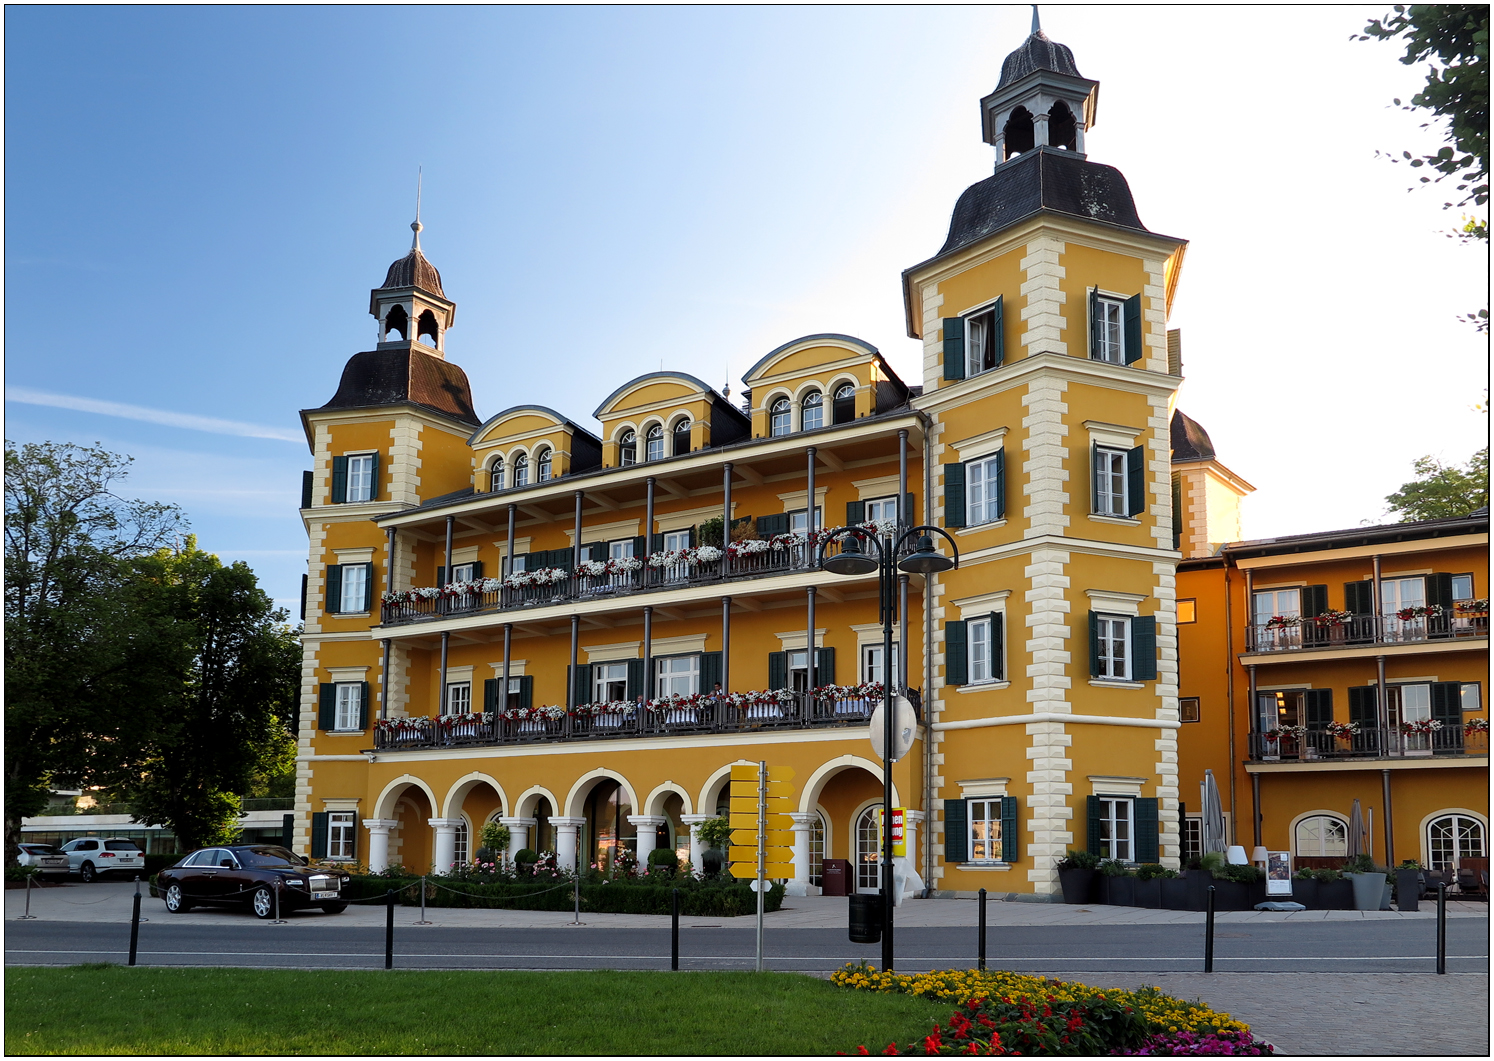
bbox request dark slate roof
[380,249,445,297]
[997,31,1082,89]
[319,345,479,425]
[1221,511,1489,561]
[1170,410,1216,463]
[939,147,1148,258]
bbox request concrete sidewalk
[9,881,1489,928]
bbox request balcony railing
[371,692,877,751]
[1245,605,1488,654]
[1248,725,1488,762]
[380,534,872,627]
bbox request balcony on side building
[1247,724,1489,763]
[1243,602,1488,656]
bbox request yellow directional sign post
[725,762,796,970]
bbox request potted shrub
[647,847,680,878]
[1290,868,1318,908]
[696,816,732,877]
[1134,863,1174,908]
[1056,850,1100,904]
[474,821,511,866]
[512,848,539,876]
[1343,854,1387,911]
[1314,867,1352,909]
[1098,859,1135,906]
[1395,860,1423,911]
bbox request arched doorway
[855,805,882,893]
[582,778,636,871]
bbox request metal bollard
[385,889,395,970]
[269,878,288,925]
[977,888,987,971]
[671,888,680,971]
[569,871,583,926]
[1204,885,1216,973]
[414,875,432,925]
[1436,882,1447,975]
[18,873,36,920]
[129,877,143,967]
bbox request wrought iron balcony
[1244,604,1488,654]
[1248,725,1488,762]
[371,692,877,751]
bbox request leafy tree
[126,540,303,851]
[1384,446,1489,521]
[4,441,186,860]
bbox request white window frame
[789,507,823,535]
[444,681,472,715]
[1094,296,1125,364]
[809,811,827,885]
[593,661,628,703]
[1295,814,1348,858]
[1095,614,1131,681]
[769,399,792,437]
[1181,815,1203,863]
[452,819,470,866]
[672,419,692,455]
[1427,813,1486,872]
[619,432,637,466]
[345,454,375,503]
[968,798,1003,863]
[864,496,899,524]
[861,642,899,687]
[801,391,824,431]
[966,453,1003,526]
[334,683,363,731]
[969,616,996,684]
[1093,446,1127,516]
[1096,796,1134,861]
[788,649,811,692]
[655,655,699,698]
[964,303,999,378]
[645,425,665,462]
[512,455,529,488]
[450,562,477,583]
[536,448,552,482]
[339,563,370,614]
[328,812,355,860]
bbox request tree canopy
[1383,445,1489,521]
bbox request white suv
[59,837,146,881]
[16,843,70,877]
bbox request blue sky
[7,5,1486,610]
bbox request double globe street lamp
[819,524,959,970]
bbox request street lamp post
[821,524,958,971]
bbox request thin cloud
[6,387,303,442]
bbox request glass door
[855,807,882,893]
[1381,578,1427,641]
[1388,684,1433,753]
[1252,588,1301,650]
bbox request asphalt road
[6,917,1487,973]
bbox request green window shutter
[1171,474,1182,551]
[518,675,534,709]
[359,682,370,728]
[846,500,866,525]
[1302,585,1328,618]
[945,620,968,686]
[470,560,484,580]
[768,651,788,690]
[331,456,348,504]
[1000,796,1019,863]
[1126,445,1146,516]
[814,647,835,687]
[1091,443,1102,512]
[625,659,645,699]
[1303,689,1332,729]
[1427,573,1455,610]
[1348,685,1379,726]
[991,296,1005,367]
[632,535,647,558]
[943,800,968,864]
[942,317,966,381]
[700,651,723,691]
[362,565,375,613]
[299,574,307,622]
[1131,616,1157,681]
[1088,610,1101,677]
[558,547,575,569]
[1134,797,1159,862]
[483,678,499,712]
[650,534,665,553]
[318,683,335,730]
[1122,294,1143,365]
[1431,682,1462,725]
[994,449,1006,520]
[756,514,789,537]
[989,612,1004,681]
[687,526,697,548]
[349,814,359,861]
[903,492,916,525]
[436,566,447,588]
[300,470,313,509]
[1344,580,1373,615]
[1086,795,1102,856]
[570,663,593,706]
[325,565,342,614]
[1088,288,1101,360]
[310,813,328,859]
[943,462,967,529]
[368,452,381,501]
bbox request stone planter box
[1208,877,1255,911]
[1347,871,1386,911]
[1318,878,1354,910]
[1100,874,1136,907]
[1133,876,1163,908]
[1290,878,1318,907]
[1396,868,1421,911]
[1161,875,1193,910]
[1059,868,1096,905]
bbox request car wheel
[79,862,97,883]
[251,885,276,919]
[321,902,348,914]
[164,884,192,913]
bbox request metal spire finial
[1031,4,1041,35]
[411,167,424,251]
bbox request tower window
[383,305,408,341]
[769,398,792,437]
[512,454,529,488]
[672,418,691,456]
[1093,297,1124,363]
[801,391,823,432]
[536,448,552,482]
[619,431,637,466]
[832,384,856,425]
[489,457,504,492]
[645,425,665,462]
[416,309,439,346]
[965,302,1002,376]
[1047,101,1078,151]
[1003,106,1034,158]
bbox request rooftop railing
[1245,603,1488,654]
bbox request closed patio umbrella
[1347,798,1367,860]
[1200,769,1227,854]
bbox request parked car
[156,845,351,918]
[58,837,145,881]
[16,843,70,878]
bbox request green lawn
[6,965,944,1055]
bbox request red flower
[881,1043,898,1056]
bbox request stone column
[428,818,461,875]
[681,813,712,875]
[500,816,536,866]
[628,815,668,867]
[363,819,398,874]
[788,812,819,897]
[552,816,587,872]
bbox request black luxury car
[157,845,352,918]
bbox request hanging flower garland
[1312,610,1354,628]
[1277,724,1309,741]
[1396,604,1445,621]
[1399,718,1444,736]
[575,557,643,578]
[498,704,566,722]
[1325,720,1360,740]
[1264,615,1300,629]
[503,566,569,588]
[1464,717,1489,735]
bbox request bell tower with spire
[980,6,1099,166]
[371,206,456,355]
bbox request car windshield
[105,841,140,852]
[238,846,307,869]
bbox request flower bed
[832,967,1271,1055]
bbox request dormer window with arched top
[672,418,691,456]
[801,390,824,432]
[770,398,792,437]
[417,309,440,347]
[645,424,665,462]
[512,454,529,488]
[619,431,637,466]
[383,305,408,341]
[489,457,504,492]
[1047,101,1078,151]
[536,447,552,482]
[1003,106,1034,159]
[833,384,856,425]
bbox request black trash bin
[849,893,881,944]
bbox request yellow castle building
[293,22,1488,899]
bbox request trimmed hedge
[341,875,784,916]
